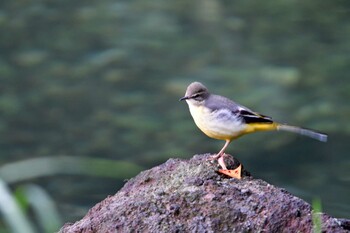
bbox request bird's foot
[208,153,222,161]
[207,153,229,170]
[217,155,228,170]
[207,153,242,179]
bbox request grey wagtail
[180,82,328,171]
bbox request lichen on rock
[59,154,350,233]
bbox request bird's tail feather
[277,124,328,142]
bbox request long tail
[277,124,328,142]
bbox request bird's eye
[191,94,200,98]
[191,93,204,100]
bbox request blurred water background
[0,0,349,231]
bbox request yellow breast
[188,104,247,140]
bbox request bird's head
[180,82,210,105]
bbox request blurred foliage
[0,0,349,228]
[0,156,142,232]
[0,179,35,233]
[312,198,323,233]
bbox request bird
[180,81,327,172]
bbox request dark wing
[236,107,273,124]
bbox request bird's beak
[179,96,189,101]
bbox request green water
[0,0,349,228]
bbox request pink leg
[210,140,231,170]
[211,140,231,159]
[217,156,228,170]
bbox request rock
[58,154,350,233]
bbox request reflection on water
[0,0,349,227]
